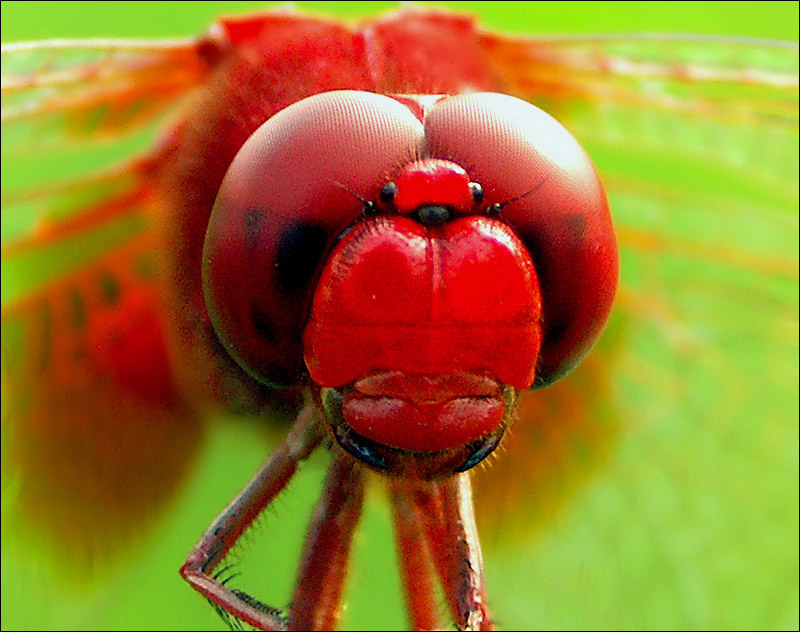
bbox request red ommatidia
[2,4,797,631]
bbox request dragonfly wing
[481,32,799,127]
[0,14,368,577]
[1,37,212,151]
[2,228,205,574]
[1,52,208,569]
[473,34,799,629]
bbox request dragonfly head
[202,90,617,476]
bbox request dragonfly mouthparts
[318,373,517,478]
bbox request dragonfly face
[1,2,797,630]
[203,90,616,479]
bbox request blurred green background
[2,2,798,631]
[2,1,799,40]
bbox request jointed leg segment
[180,405,324,630]
[389,473,494,631]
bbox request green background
[2,2,798,631]
[2,1,799,41]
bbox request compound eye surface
[424,93,618,385]
[203,91,423,386]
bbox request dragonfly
[2,2,797,630]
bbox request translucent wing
[473,34,799,629]
[1,32,216,295]
[1,35,212,577]
[2,232,204,573]
[1,37,211,151]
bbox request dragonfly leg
[388,478,443,631]
[287,449,366,630]
[180,403,324,631]
[394,474,493,631]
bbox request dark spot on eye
[520,212,587,264]
[100,272,120,305]
[245,209,263,251]
[276,223,328,295]
[251,307,276,340]
[519,232,545,275]
[544,316,570,348]
[564,212,587,244]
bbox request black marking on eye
[276,223,328,295]
[564,212,587,244]
[251,307,276,341]
[245,209,263,251]
[100,272,120,305]
[519,231,545,274]
[243,311,300,387]
[544,316,571,349]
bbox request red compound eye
[203,91,423,386]
[423,93,618,385]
